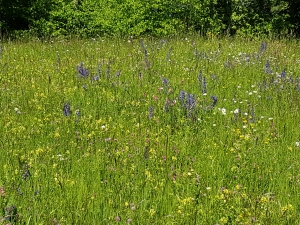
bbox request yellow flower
[54,132,60,138]
[260,196,268,203]
[219,217,228,224]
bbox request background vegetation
[1,0,300,38]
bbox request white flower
[234,109,239,114]
[218,108,226,115]
[296,142,300,147]
[221,108,226,115]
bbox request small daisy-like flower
[221,108,226,115]
[233,108,239,114]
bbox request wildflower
[202,76,207,94]
[14,107,21,114]
[22,165,31,180]
[281,204,294,213]
[75,109,80,122]
[219,108,226,115]
[264,60,272,74]
[295,142,300,147]
[197,71,207,94]
[0,187,6,197]
[178,90,186,106]
[92,75,99,82]
[106,65,111,79]
[148,106,154,119]
[76,62,89,78]
[219,217,228,224]
[114,70,121,77]
[211,96,218,107]
[63,103,71,116]
[186,94,196,109]
[164,99,170,112]
[130,203,135,210]
[258,42,267,55]
[224,58,230,68]
[260,196,268,203]
[281,69,286,79]
[54,132,60,138]
[161,77,169,89]
[115,216,121,222]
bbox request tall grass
[1,36,300,224]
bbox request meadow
[0,36,300,224]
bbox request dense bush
[0,0,299,38]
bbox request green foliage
[0,0,300,37]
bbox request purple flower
[264,60,272,74]
[202,76,207,94]
[186,94,195,109]
[164,99,170,112]
[179,90,186,106]
[92,75,99,82]
[106,65,111,79]
[197,71,203,83]
[22,165,31,180]
[197,71,207,94]
[76,62,89,78]
[259,42,267,55]
[161,77,169,88]
[148,106,154,119]
[63,103,71,116]
[211,96,218,107]
[281,69,286,78]
[114,70,121,77]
